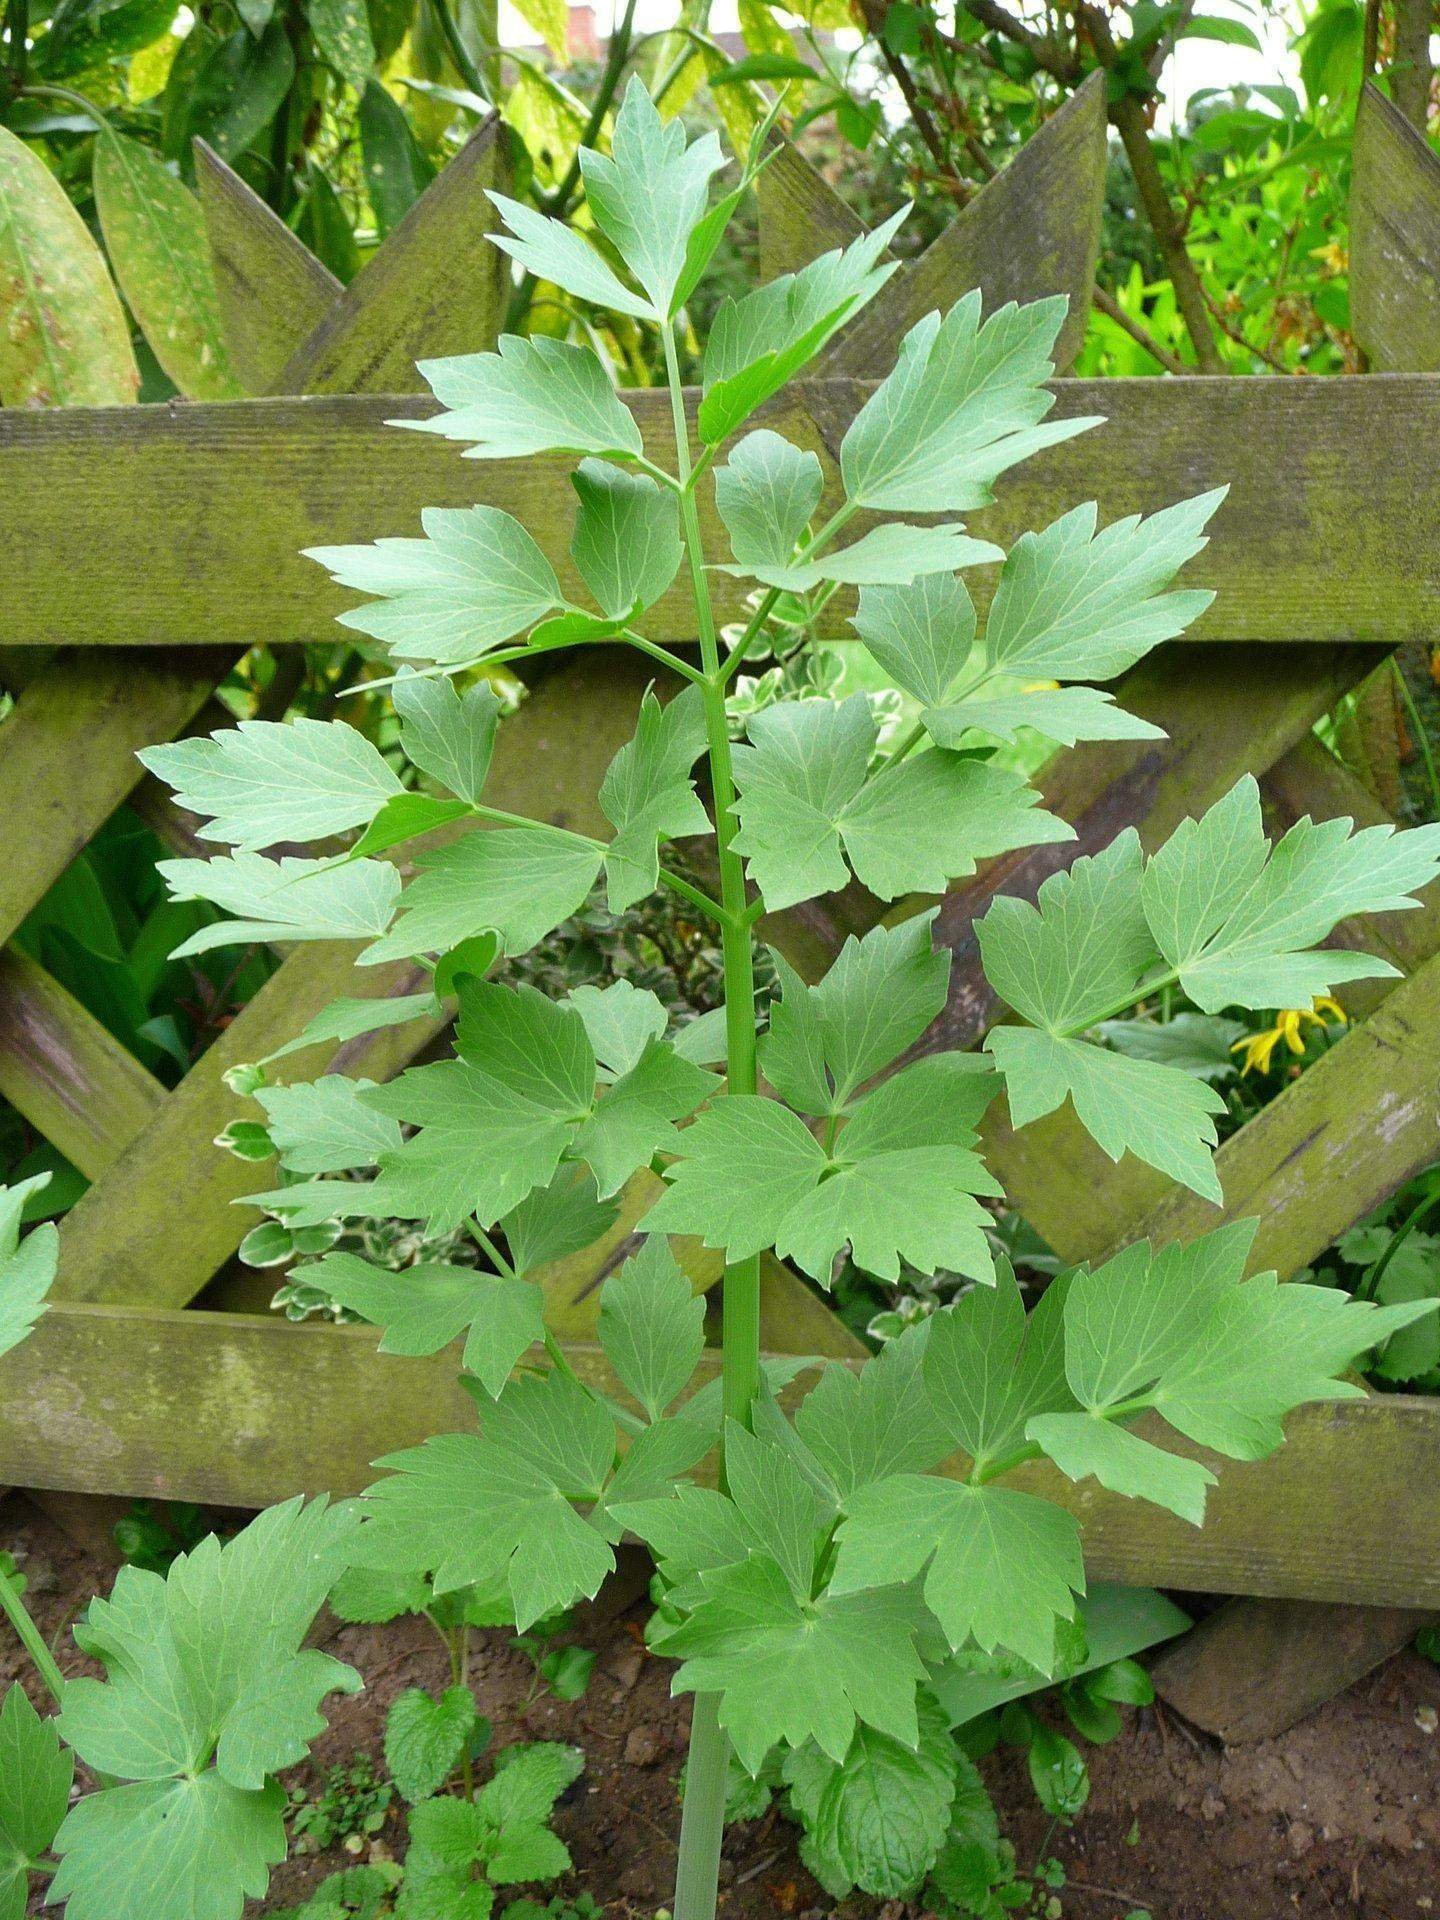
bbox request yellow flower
[1231,997,1346,1076]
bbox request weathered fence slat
[758,73,1107,376]
[0,948,161,1180]
[195,141,341,392]
[3,1302,1438,1608]
[1351,83,1440,373]
[2,375,1435,651]
[0,648,218,948]
[270,115,510,398]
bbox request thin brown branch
[856,0,973,201]
[1201,285,1295,374]
[951,0,1080,80]
[1092,283,1192,373]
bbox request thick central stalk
[661,325,758,1920]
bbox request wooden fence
[2,76,1440,1623]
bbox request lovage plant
[6,77,1426,1920]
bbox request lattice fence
[0,77,1438,1627]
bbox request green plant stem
[1357,1187,1440,1304]
[1392,656,1440,823]
[672,1693,730,1920]
[661,318,754,1920]
[0,1561,66,1708]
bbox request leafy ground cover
[4,1493,1440,1919]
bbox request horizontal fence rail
[2,374,1437,650]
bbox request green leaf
[158,853,401,957]
[570,1039,717,1197]
[930,686,1166,750]
[698,208,905,443]
[1150,1271,1439,1460]
[986,1025,1225,1202]
[760,910,951,1113]
[363,829,601,964]
[346,792,474,860]
[570,461,683,619]
[803,1694,961,1898]
[649,1058,996,1284]
[833,1476,1084,1670]
[34,0,175,79]
[0,123,138,406]
[92,128,241,401]
[1139,776,1440,1013]
[592,1416,713,1537]
[499,1166,619,1277]
[486,190,653,321]
[663,1556,928,1774]
[599,686,710,912]
[1027,1412,1215,1526]
[732,521,1003,594]
[0,1685,72,1920]
[923,1260,1076,1471]
[140,718,402,851]
[307,0,376,90]
[977,834,1225,1200]
[577,77,727,314]
[732,697,1069,910]
[385,1687,476,1804]
[185,20,296,162]
[1028,1726,1089,1818]
[851,571,977,710]
[0,1176,58,1362]
[644,1094,828,1264]
[305,1250,543,1397]
[357,1373,616,1628]
[306,507,564,667]
[257,990,442,1065]
[715,429,823,575]
[256,1077,402,1173]
[477,1740,583,1826]
[328,1565,431,1624]
[358,78,435,236]
[52,1501,361,1920]
[567,980,669,1076]
[792,1320,952,1500]
[486,1823,571,1885]
[509,0,569,57]
[50,1775,288,1920]
[597,1235,705,1419]
[1060,1224,1255,1412]
[839,295,1098,513]
[393,670,501,808]
[982,493,1222,681]
[406,337,643,463]
[1096,1011,1243,1082]
[360,983,596,1229]
[776,1057,999,1285]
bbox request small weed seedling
[290,1755,394,1854]
[2,78,1440,1920]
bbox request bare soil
[5,1493,1438,1920]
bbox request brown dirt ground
[4,1493,1438,1920]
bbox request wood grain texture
[1351,83,1440,372]
[195,142,341,395]
[0,947,162,1179]
[3,376,1436,649]
[2,1301,1436,1605]
[760,73,1106,376]
[270,114,510,398]
[0,647,217,946]
[1150,1597,1438,1741]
